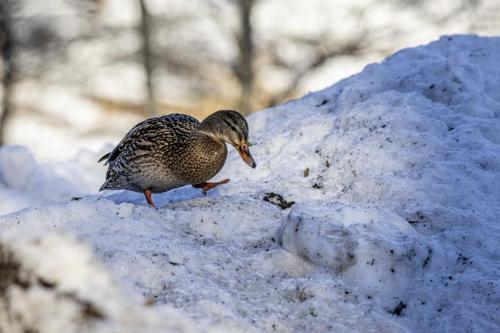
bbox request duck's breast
[169,134,228,185]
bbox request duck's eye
[240,142,250,151]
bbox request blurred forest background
[1,0,499,160]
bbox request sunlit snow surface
[1,35,499,332]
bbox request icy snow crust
[1,35,499,332]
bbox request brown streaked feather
[101,114,199,165]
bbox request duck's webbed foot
[143,189,155,207]
[192,179,230,195]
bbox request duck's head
[200,110,257,168]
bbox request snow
[0,145,107,215]
[1,35,500,332]
[0,232,197,333]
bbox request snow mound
[0,232,196,333]
[279,203,449,304]
[0,145,106,215]
[1,35,500,332]
[1,196,407,333]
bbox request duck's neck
[199,119,228,144]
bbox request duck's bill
[237,146,257,168]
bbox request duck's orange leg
[143,190,155,207]
[192,179,230,195]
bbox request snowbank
[1,35,499,332]
[0,145,106,215]
[0,232,195,333]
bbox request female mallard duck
[98,110,256,207]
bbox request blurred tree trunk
[267,37,366,107]
[0,0,14,145]
[139,0,156,117]
[236,0,255,115]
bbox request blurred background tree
[0,0,14,144]
[0,0,499,158]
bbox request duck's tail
[98,152,111,164]
[99,181,109,192]
[99,179,118,191]
[99,176,125,191]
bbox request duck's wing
[99,114,200,165]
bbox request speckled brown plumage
[99,110,256,206]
